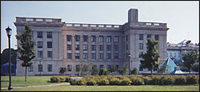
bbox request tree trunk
[25,67,27,82]
[189,68,191,75]
[151,69,153,75]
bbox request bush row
[50,75,199,85]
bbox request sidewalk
[1,83,70,89]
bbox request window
[99,65,104,69]
[91,45,96,51]
[47,51,52,58]
[107,65,111,70]
[83,35,88,42]
[68,65,72,71]
[67,53,72,59]
[114,53,119,59]
[28,65,33,72]
[126,35,128,41]
[139,43,143,50]
[99,36,103,42]
[99,45,103,51]
[107,45,111,51]
[83,45,88,51]
[114,45,119,51]
[91,36,96,42]
[106,36,111,42]
[37,51,43,59]
[99,53,104,59]
[67,35,71,42]
[75,53,80,59]
[126,44,128,50]
[170,53,172,58]
[114,36,119,42]
[174,53,176,57]
[75,35,80,41]
[91,53,96,59]
[48,64,52,72]
[37,32,43,38]
[67,45,71,50]
[75,45,79,50]
[38,64,43,72]
[47,42,52,48]
[155,35,159,40]
[107,53,111,59]
[115,65,119,70]
[76,65,80,72]
[47,32,52,38]
[139,34,143,40]
[37,41,43,48]
[147,34,151,38]
[83,53,88,59]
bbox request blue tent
[158,58,181,74]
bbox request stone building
[15,9,169,76]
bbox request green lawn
[1,76,199,91]
[1,85,199,91]
[1,76,52,87]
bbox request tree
[108,64,116,73]
[16,24,35,81]
[182,50,199,74]
[118,63,128,75]
[91,64,98,75]
[140,38,160,75]
[59,67,67,75]
[1,48,17,65]
[192,63,199,72]
[99,68,110,75]
[131,68,139,75]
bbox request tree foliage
[118,63,128,75]
[131,68,139,75]
[91,64,98,75]
[99,68,110,75]
[140,38,160,74]
[59,67,67,75]
[16,24,35,81]
[1,48,17,65]
[182,50,199,74]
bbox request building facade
[15,9,169,76]
[167,40,199,64]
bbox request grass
[1,85,199,91]
[1,76,199,91]
[1,76,52,87]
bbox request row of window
[29,64,120,73]
[67,45,119,51]
[28,64,52,72]
[37,41,52,48]
[38,51,52,59]
[139,34,159,40]
[67,53,119,59]
[37,32,52,38]
[67,35,119,42]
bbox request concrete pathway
[1,83,70,90]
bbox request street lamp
[128,54,131,75]
[6,26,13,90]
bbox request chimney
[128,9,138,23]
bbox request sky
[1,1,199,52]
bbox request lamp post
[128,54,131,75]
[6,26,13,90]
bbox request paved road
[1,83,70,90]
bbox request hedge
[50,75,199,85]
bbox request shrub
[142,76,151,85]
[98,79,109,85]
[77,79,86,85]
[131,68,139,75]
[186,75,199,84]
[50,76,61,83]
[65,76,71,82]
[87,79,97,85]
[174,76,186,85]
[99,68,110,75]
[160,76,175,85]
[70,79,78,85]
[120,78,131,85]
[149,76,162,85]
[131,77,144,85]
[109,78,121,85]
